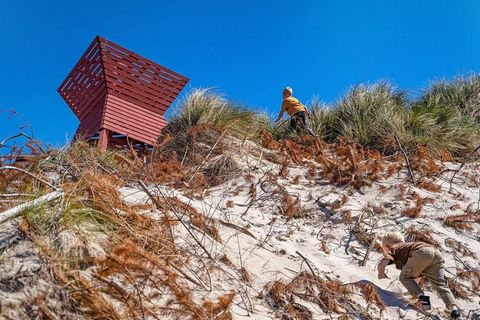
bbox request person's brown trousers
[399,246,456,307]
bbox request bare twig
[395,136,417,186]
[0,166,58,190]
[186,127,229,186]
[361,233,378,266]
[0,132,47,155]
[449,144,480,188]
[295,251,317,276]
[345,210,366,255]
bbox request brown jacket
[385,242,433,269]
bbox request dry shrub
[444,212,480,230]
[320,241,330,254]
[354,282,385,310]
[93,239,234,319]
[264,280,312,320]
[307,163,316,179]
[280,192,301,220]
[405,225,439,247]
[401,194,424,218]
[249,183,257,201]
[457,270,480,293]
[445,238,472,256]
[260,130,282,150]
[447,277,471,300]
[292,175,301,184]
[418,179,442,192]
[225,200,234,208]
[331,194,348,210]
[352,223,376,248]
[158,196,223,243]
[202,155,242,186]
[260,133,393,189]
[412,146,444,176]
[70,275,122,320]
[279,158,290,178]
[264,272,353,318]
[239,267,253,283]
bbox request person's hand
[378,272,389,279]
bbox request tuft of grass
[409,75,480,157]
[168,88,268,138]
[332,81,408,152]
[307,98,335,139]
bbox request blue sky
[1,0,480,147]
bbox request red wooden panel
[101,56,179,104]
[74,96,106,140]
[102,95,167,141]
[58,35,189,148]
[58,38,105,119]
[105,95,167,129]
[98,36,188,82]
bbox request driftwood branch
[0,166,58,190]
[0,190,64,225]
[394,136,417,186]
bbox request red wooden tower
[58,36,189,150]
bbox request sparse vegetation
[3,74,480,319]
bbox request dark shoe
[417,295,431,311]
[450,308,461,319]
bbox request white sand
[120,145,480,319]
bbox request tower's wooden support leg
[98,129,110,151]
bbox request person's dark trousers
[289,111,314,135]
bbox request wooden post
[98,129,109,151]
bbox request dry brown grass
[261,133,403,190]
[353,282,385,310]
[445,238,473,256]
[418,179,442,192]
[405,225,439,246]
[264,272,353,318]
[445,212,480,230]
[1,135,246,319]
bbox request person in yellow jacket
[274,87,315,136]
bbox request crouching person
[377,231,460,319]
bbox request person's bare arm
[377,258,391,279]
[275,102,286,123]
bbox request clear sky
[1,0,480,147]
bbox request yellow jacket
[281,96,306,116]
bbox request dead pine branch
[394,135,417,186]
[0,190,64,224]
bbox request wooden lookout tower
[58,36,189,150]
